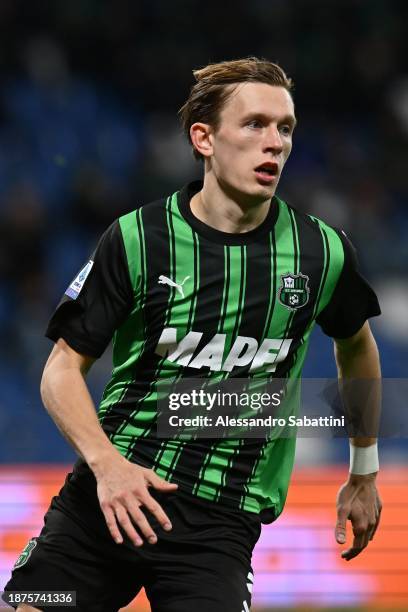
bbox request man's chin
[236,184,277,207]
[252,182,277,201]
[218,176,277,205]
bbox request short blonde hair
[179,57,293,160]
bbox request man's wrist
[348,472,378,486]
[349,441,379,475]
[86,446,124,476]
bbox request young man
[5,58,382,612]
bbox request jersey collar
[177,181,280,245]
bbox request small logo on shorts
[14,538,37,570]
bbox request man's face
[208,82,296,203]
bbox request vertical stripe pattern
[98,190,346,518]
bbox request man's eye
[279,125,292,136]
[247,120,262,129]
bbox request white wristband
[349,442,379,475]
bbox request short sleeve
[316,231,381,339]
[45,220,133,357]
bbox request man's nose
[263,126,283,154]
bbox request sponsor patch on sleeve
[65,260,94,300]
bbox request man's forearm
[334,322,381,447]
[40,358,120,470]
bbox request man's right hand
[93,453,178,547]
[40,340,178,547]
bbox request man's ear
[190,123,213,158]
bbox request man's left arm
[333,321,382,560]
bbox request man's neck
[190,174,272,234]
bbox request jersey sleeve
[45,220,133,357]
[316,231,381,338]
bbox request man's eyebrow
[284,115,297,128]
[277,113,297,128]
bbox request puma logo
[158,275,190,298]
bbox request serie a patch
[65,260,94,300]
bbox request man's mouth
[254,162,279,183]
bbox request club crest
[279,272,310,310]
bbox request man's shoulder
[119,195,170,221]
[280,197,337,234]
[116,194,176,238]
[279,196,344,245]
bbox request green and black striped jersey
[46,181,380,522]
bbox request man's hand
[93,453,178,547]
[335,472,382,560]
[41,340,179,547]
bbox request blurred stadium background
[0,0,407,610]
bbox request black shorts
[4,460,261,612]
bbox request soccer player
[5,58,382,611]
